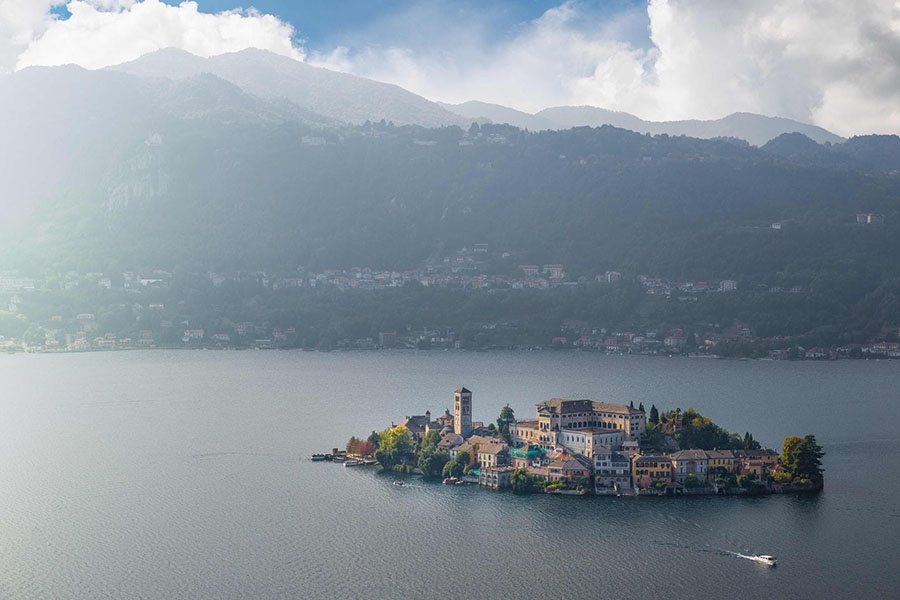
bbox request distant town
[1,230,898,360]
[334,388,825,496]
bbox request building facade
[670,449,709,484]
[558,427,627,456]
[632,455,674,488]
[478,465,512,489]
[535,398,646,441]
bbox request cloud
[11,0,303,72]
[0,1,61,74]
[4,0,900,135]
[310,0,900,136]
[309,2,656,116]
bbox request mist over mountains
[4,47,900,350]
[105,48,848,146]
[109,48,464,128]
[2,46,900,273]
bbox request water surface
[0,350,897,599]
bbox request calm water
[1,350,898,599]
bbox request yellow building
[706,449,736,473]
[632,455,673,488]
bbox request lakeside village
[330,388,825,497]
[4,242,900,359]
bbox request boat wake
[716,548,777,566]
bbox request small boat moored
[442,477,460,485]
[310,453,326,461]
[392,480,405,486]
[344,459,361,467]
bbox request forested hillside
[4,61,900,352]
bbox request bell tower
[453,387,473,436]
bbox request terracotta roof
[591,401,645,415]
[706,449,734,459]
[550,454,591,472]
[399,415,430,433]
[669,449,709,460]
[538,398,594,414]
[537,398,645,416]
[734,449,778,458]
[479,443,510,456]
[437,432,464,448]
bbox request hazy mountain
[109,48,843,145]
[0,63,331,221]
[761,132,846,166]
[438,101,555,130]
[4,57,900,347]
[759,132,900,173]
[110,47,463,127]
[535,106,649,132]
[440,102,844,146]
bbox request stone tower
[454,387,473,436]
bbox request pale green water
[0,350,897,599]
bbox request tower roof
[455,387,471,394]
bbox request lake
[0,350,897,599]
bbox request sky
[2,0,900,136]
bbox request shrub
[774,471,792,485]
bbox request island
[336,387,825,496]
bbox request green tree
[497,404,515,442]
[649,404,659,424]
[510,468,535,492]
[793,435,825,484]
[684,473,701,488]
[375,426,413,469]
[367,430,381,448]
[442,459,463,479]
[638,402,645,412]
[418,448,450,477]
[781,436,804,471]
[743,432,761,449]
[421,430,441,452]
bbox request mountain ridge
[106,48,845,146]
[442,101,844,146]
[109,47,465,127]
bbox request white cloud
[11,0,303,72]
[310,0,900,136]
[0,0,61,74]
[309,2,656,116]
[4,0,900,135]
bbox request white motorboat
[748,554,777,567]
